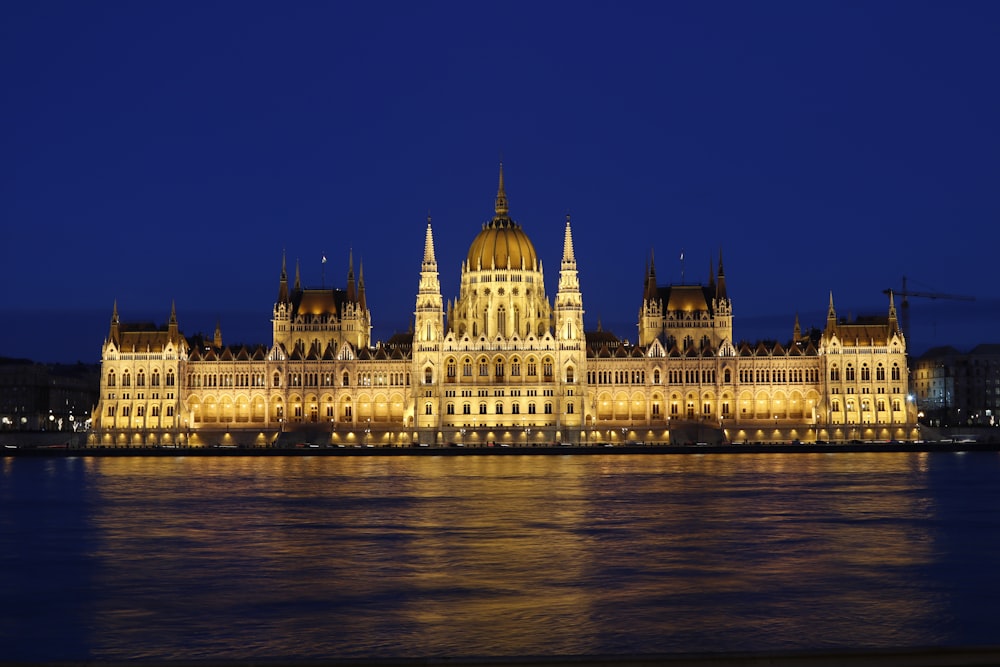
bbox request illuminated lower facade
[91,167,919,446]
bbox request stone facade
[91,167,918,446]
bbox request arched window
[861,364,871,381]
[447,359,457,378]
[876,364,886,381]
[424,368,433,384]
[891,364,901,381]
[166,370,175,387]
[496,402,504,415]
[463,358,472,376]
[653,369,661,384]
[343,372,350,387]
[846,365,856,381]
[107,370,116,387]
[723,369,731,383]
[566,366,574,383]
[273,372,281,388]
[122,372,131,387]
[830,366,840,381]
[151,371,160,387]
[424,403,433,415]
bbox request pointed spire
[494,162,509,219]
[794,313,801,341]
[294,259,301,291]
[423,216,437,266]
[715,248,728,300]
[347,249,356,302]
[888,290,898,333]
[644,249,658,302]
[109,300,120,343]
[168,300,178,340]
[561,214,576,264]
[277,251,289,304]
[358,259,367,311]
[214,320,223,348]
[827,291,837,329]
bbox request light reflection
[35,453,956,659]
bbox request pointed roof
[495,161,509,217]
[561,214,575,263]
[715,248,728,300]
[346,249,356,302]
[423,217,437,267]
[277,251,289,304]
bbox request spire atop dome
[494,162,509,218]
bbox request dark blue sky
[3,2,998,364]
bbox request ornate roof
[465,163,538,271]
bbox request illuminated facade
[91,167,918,446]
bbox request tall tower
[272,251,291,345]
[554,214,584,346]
[413,218,445,435]
[415,218,444,343]
[554,214,586,435]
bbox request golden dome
[466,162,538,270]
[467,219,538,270]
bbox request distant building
[0,358,99,431]
[91,166,918,446]
[912,344,1000,427]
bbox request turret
[277,251,289,305]
[555,214,584,344]
[109,300,120,346]
[414,217,444,343]
[346,250,356,303]
[715,249,728,301]
[168,301,179,342]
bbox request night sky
[3,2,998,364]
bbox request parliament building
[91,167,918,447]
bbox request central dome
[467,219,538,270]
[465,164,539,270]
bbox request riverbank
[4,440,1000,457]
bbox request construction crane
[883,276,975,342]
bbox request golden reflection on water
[79,453,949,659]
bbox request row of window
[830,364,902,382]
[440,402,556,416]
[107,370,175,387]
[831,398,903,412]
[445,358,556,379]
[107,405,175,417]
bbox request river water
[2,452,999,661]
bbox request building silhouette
[91,166,918,446]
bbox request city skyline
[3,2,998,364]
